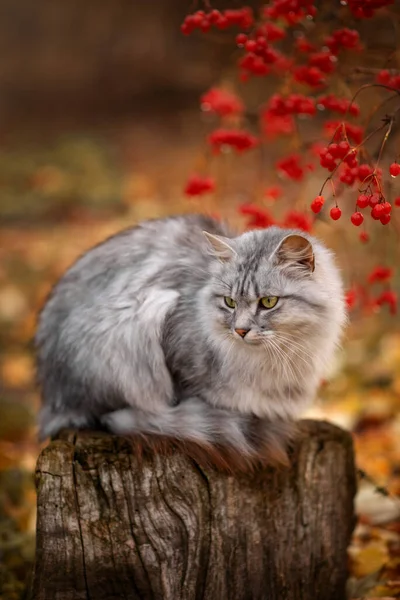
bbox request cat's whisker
[274,332,326,369]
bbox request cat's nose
[235,328,250,338]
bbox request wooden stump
[31,420,356,600]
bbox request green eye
[260,296,279,309]
[224,296,236,309]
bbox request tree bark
[31,419,356,600]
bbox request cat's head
[202,226,346,360]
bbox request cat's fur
[35,214,346,461]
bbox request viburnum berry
[351,212,364,226]
[376,69,400,91]
[308,51,337,74]
[371,203,384,219]
[348,0,395,20]
[236,33,248,47]
[375,290,397,315]
[359,231,369,243]
[357,164,374,181]
[263,0,316,24]
[208,128,258,153]
[238,53,270,77]
[368,193,380,207]
[357,194,370,208]
[381,201,392,215]
[324,28,361,54]
[264,185,282,199]
[255,22,286,42]
[345,288,358,310]
[276,154,309,180]
[310,195,324,213]
[380,213,391,225]
[181,7,254,35]
[293,65,325,87]
[340,165,358,185]
[394,197,400,207]
[245,39,257,52]
[184,174,215,196]
[324,121,364,145]
[389,162,400,177]
[330,207,342,220]
[200,88,244,117]
[282,210,312,232]
[295,35,316,53]
[344,149,358,168]
[239,203,275,228]
[316,94,360,116]
[368,266,393,283]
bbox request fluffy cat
[35,214,346,464]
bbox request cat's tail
[100,399,298,470]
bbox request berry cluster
[319,141,352,171]
[263,0,316,24]
[261,114,295,138]
[347,0,394,19]
[181,7,253,35]
[352,193,391,226]
[308,51,337,74]
[282,210,312,232]
[376,69,400,91]
[239,204,275,228]
[184,175,215,196]
[181,1,399,315]
[293,65,326,87]
[200,88,244,117]
[324,28,361,54]
[317,94,360,116]
[237,35,289,79]
[295,35,316,53]
[263,94,316,117]
[276,154,313,181]
[375,290,397,315]
[324,120,364,144]
[368,266,393,283]
[208,129,258,153]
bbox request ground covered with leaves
[0,129,399,598]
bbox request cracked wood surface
[31,419,356,600]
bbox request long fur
[35,214,346,466]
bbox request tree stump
[31,420,356,600]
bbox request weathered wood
[31,420,356,600]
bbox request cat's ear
[203,231,237,262]
[274,234,315,273]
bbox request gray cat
[35,214,346,463]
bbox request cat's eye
[259,296,279,309]
[224,296,236,309]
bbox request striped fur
[35,214,346,464]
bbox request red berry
[245,39,257,52]
[356,194,369,208]
[310,195,324,213]
[381,201,392,215]
[330,207,342,221]
[394,197,400,207]
[371,204,384,220]
[236,33,248,47]
[369,193,380,207]
[351,212,364,226]
[359,231,369,243]
[380,213,391,225]
[389,162,400,177]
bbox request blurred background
[1,1,400,598]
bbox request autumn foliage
[181,0,399,316]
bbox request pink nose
[235,328,249,338]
